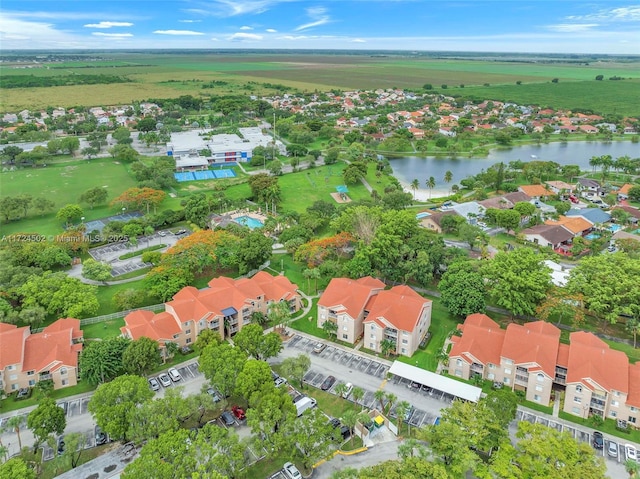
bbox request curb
[312,446,369,468]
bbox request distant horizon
[1,1,639,54]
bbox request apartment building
[317,277,385,345]
[0,318,83,395]
[363,285,432,357]
[449,314,640,422]
[318,278,432,356]
[122,272,300,352]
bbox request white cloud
[229,32,263,41]
[240,25,253,30]
[179,19,202,23]
[266,28,277,32]
[153,30,205,35]
[188,0,292,17]
[546,23,599,33]
[92,32,133,38]
[5,10,140,21]
[294,6,331,31]
[84,21,133,28]
[566,6,640,22]
[352,38,366,43]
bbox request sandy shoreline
[398,180,451,201]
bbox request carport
[388,361,482,403]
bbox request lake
[389,140,640,185]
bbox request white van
[295,396,317,417]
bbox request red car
[231,406,246,420]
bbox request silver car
[158,373,171,388]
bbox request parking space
[68,399,80,417]
[80,397,90,415]
[42,444,54,462]
[268,471,287,479]
[287,335,302,348]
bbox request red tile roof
[22,318,82,373]
[627,363,640,408]
[566,331,629,393]
[450,314,505,366]
[318,276,385,319]
[0,323,29,369]
[363,285,431,331]
[557,343,570,368]
[501,322,561,377]
[121,310,182,344]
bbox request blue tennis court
[175,172,195,182]
[194,170,216,180]
[213,169,236,179]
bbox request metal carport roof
[388,361,482,403]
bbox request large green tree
[27,397,66,450]
[55,204,84,226]
[81,258,112,282]
[482,248,551,318]
[233,323,282,360]
[236,231,272,274]
[18,272,99,318]
[80,337,130,385]
[79,187,108,209]
[123,337,162,376]
[246,386,297,450]
[199,343,248,400]
[280,354,311,389]
[438,260,486,317]
[0,458,36,479]
[88,375,154,442]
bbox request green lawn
[93,279,158,316]
[559,411,640,443]
[40,443,119,479]
[82,318,125,340]
[0,381,95,414]
[290,298,327,339]
[1,158,138,236]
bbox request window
[371,324,375,330]
[173,334,180,339]
[342,334,348,340]
[7,365,15,371]
[11,384,17,391]
[504,378,510,385]
[537,373,544,382]
[610,411,617,418]
[614,390,620,397]
[534,395,541,402]
[456,359,462,367]
[572,407,580,414]
[630,416,637,424]
[574,397,581,404]
[535,385,543,392]
[402,331,408,336]
[199,320,205,328]
[504,359,513,366]
[61,379,68,386]
[632,407,638,413]
[370,343,374,349]
[488,363,495,369]
[60,368,67,375]
[402,339,408,344]
[9,375,17,381]
[28,380,35,386]
[576,385,582,393]
[185,329,191,335]
[343,325,348,331]
[455,370,462,377]
[504,368,512,375]
[27,370,35,376]
[370,334,375,339]
[488,373,495,380]
[186,338,192,344]
[401,348,406,354]
[612,400,619,407]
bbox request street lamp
[81,216,85,224]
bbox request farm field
[0,158,137,236]
[1,52,639,114]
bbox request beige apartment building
[449,314,640,423]
[0,318,83,395]
[122,272,301,353]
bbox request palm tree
[444,171,453,194]
[589,155,601,174]
[625,459,640,478]
[351,387,365,411]
[395,400,410,436]
[302,268,313,292]
[398,438,421,459]
[380,339,395,358]
[374,389,386,412]
[308,268,321,293]
[384,392,397,416]
[410,179,419,200]
[341,410,358,446]
[426,176,436,199]
[334,383,349,401]
[6,415,23,451]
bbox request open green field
[2,52,639,114]
[0,158,137,236]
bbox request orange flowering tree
[294,232,353,268]
[111,187,166,214]
[162,230,239,273]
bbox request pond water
[389,140,639,185]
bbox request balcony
[209,322,220,330]
[590,398,606,410]
[470,363,484,374]
[515,374,529,385]
[554,376,566,385]
[39,373,52,380]
[328,311,338,320]
[384,328,398,338]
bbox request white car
[283,462,302,479]
[625,444,637,461]
[158,373,171,388]
[168,367,182,382]
[608,441,618,458]
[342,382,353,398]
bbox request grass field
[0,158,138,236]
[2,53,639,114]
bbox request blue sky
[1,1,639,53]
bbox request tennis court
[174,169,237,182]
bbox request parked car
[221,411,236,426]
[592,431,604,449]
[57,436,65,454]
[339,425,351,440]
[174,229,187,235]
[321,375,336,391]
[404,405,415,422]
[95,426,108,446]
[283,462,302,479]
[608,441,619,458]
[158,373,172,388]
[409,381,421,390]
[158,230,167,237]
[16,388,31,400]
[328,418,341,429]
[313,342,327,354]
[626,444,637,461]
[232,406,246,421]
[274,377,288,387]
[168,367,182,382]
[342,383,353,398]
[569,195,579,204]
[207,387,221,403]
[148,377,160,392]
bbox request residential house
[419,210,457,233]
[520,224,574,249]
[478,191,531,210]
[450,315,640,419]
[363,285,432,357]
[451,202,486,225]
[611,205,640,225]
[0,318,83,395]
[545,181,575,195]
[518,185,554,200]
[317,277,385,344]
[617,184,634,201]
[545,215,593,238]
[122,272,301,354]
[576,178,604,198]
[566,208,611,226]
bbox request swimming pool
[416,212,430,219]
[585,233,601,240]
[609,224,622,233]
[234,215,264,229]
